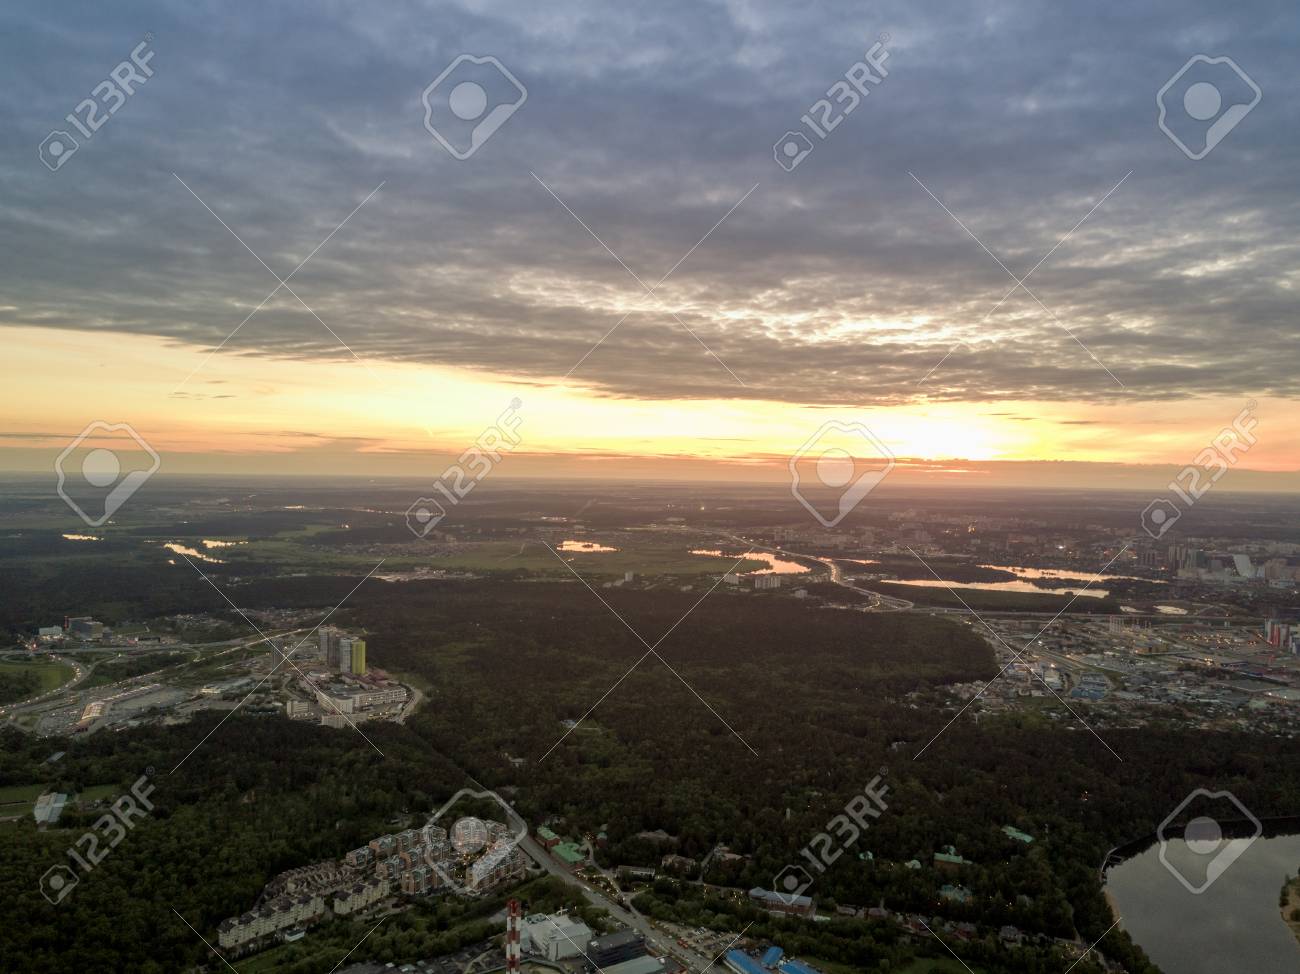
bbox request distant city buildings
[1264,619,1297,652]
[320,628,367,675]
[218,815,525,953]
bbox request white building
[520,913,594,961]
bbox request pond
[886,577,1110,598]
[162,542,224,564]
[690,549,811,575]
[985,564,1160,584]
[1105,831,1300,973]
[557,540,618,553]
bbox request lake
[557,540,618,553]
[886,576,1111,598]
[1105,832,1300,973]
[689,549,810,575]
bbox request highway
[1,629,306,725]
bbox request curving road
[517,834,720,972]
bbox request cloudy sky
[2,0,1297,482]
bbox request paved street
[518,835,721,972]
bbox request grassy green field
[80,649,194,689]
[0,782,50,818]
[75,784,121,804]
[0,658,76,695]
[0,783,48,806]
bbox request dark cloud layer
[2,0,1297,405]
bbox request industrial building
[724,949,824,974]
[602,957,681,974]
[520,913,594,961]
[67,616,105,640]
[587,929,648,968]
[747,886,815,917]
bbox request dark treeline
[3,573,1296,972]
[344,578,1298,974]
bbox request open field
[80,650,195,690]
[75,784,121,804]
[0,783,49,818]
[0,658,76,701]
[0,784,48,806]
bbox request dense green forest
[2,571,1297,972]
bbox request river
[1105,832,1300,973]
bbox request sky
[2,0,1298,487]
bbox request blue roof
[761,946,784,967]
[778,961,824,974]
[726,951,769,974]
